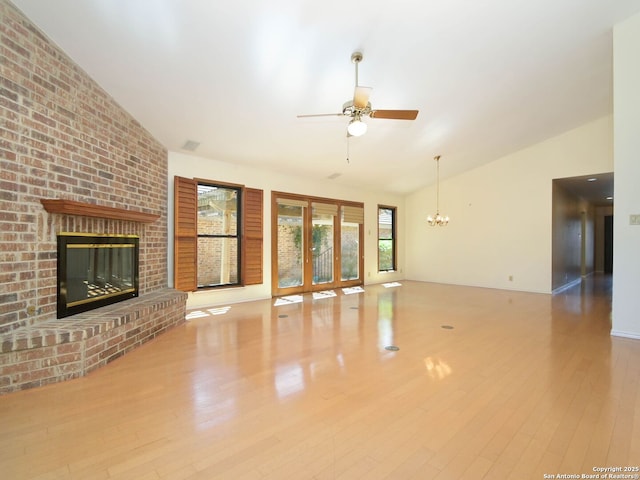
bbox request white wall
[168,152,405,309]
[404,115,613,294]
[612,12,640,339]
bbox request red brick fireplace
[0,1,187,393]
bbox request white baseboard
[611,330,640,340]
[552,278,582,295]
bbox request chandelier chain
[436,155,440,213]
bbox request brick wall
[0,1,187,393]
[0,1,169,333]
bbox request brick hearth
[0,289,187,394]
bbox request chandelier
[427,155,449,226]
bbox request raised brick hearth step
[0,289,187,395]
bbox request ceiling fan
[297,52,419,137]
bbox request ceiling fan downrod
[351,51,363,87]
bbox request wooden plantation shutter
[174,176,197,291]
[243,188,263,285]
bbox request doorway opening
[604,215,613,274]
[551,172,614,292]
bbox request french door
[272,192,364,296]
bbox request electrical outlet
[630,214,640,226]
[508,275,513,282]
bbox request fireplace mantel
[41,199,159,223]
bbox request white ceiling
[11,0,640,195]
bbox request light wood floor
[1,276,639,480]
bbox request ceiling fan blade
[369,109,419,120]
[353,86,372,109]
[297,113,344,118]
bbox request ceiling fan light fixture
[347,117,367,137]
[296,52,419,141]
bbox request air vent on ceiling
[181,140,200,151]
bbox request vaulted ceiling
[11,0,640,195]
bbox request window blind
[312,202,338,216]
[342,205,364,224]
[276,197,308,208]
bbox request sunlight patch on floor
[312,290,337,300]
[342,286,365,295]
[186,306,231,320]
[274,295,304,306]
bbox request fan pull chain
[346,135,350,163]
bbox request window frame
[377,205,397,272]
[196,181,242,289]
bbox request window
[197,183,240,287]
[174,176,263,291]
[378,206,396,272]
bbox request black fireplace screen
[57,233,139,318]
